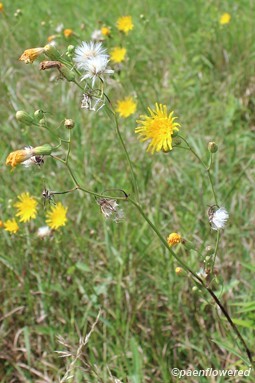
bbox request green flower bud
[172,137,182,146]
[44,44,61,61]
[34,109,44,120]
[33,144,53,156]
[208,141,218,153]
[16,111,34,125]
[64,118,75,129]
[58,65,76,82]
[67,45,75,54]
[39,118,46,127]
[182,239,196,251]
[205,245,214,256]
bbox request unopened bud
[175,267,184,276]
[44,44,61,61]
[205,245,214,256]
[33,144,53,156]
[58,65,76,82]
[34,109,44,120]
[67,45,75,54]
[39,118,46,127]
[64,118,75,129]
[16,111,34,125]
[172,137,182,146]
[192,286,198,292]
[182,239,196,251]
[208,141,218,153]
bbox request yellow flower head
[4,219,19,234]
[116,96,137,118]
[47,34,57,42]
[110,47,126,63]
[101,26,111,36]
[0,3,4,12]
[46,202,67,230]
[63,28,73,38]
[19,47,45,64]
[175,267,183,275]
[6,147,34,168]
[220,13,231,25]
[14,192,38,222]
[135,103,180,154]
[167,233,182,247]
[116,16,134,34]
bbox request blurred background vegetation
[0,0,255,381]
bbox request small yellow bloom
[110,47,127,63]
[101,26,111,36]
[116,96,137,118]
[0,3,4,12]
[14,192,38,222]
[175,267,183,275]
[46,202,67,230]
[47,34,57,42]
[63,28,73,38]
[167,233,182,246]
[19,47,45,64]
[116,16,134,34]
[4,219,19,234]
[220,13,231,25]
[136,103,180,154]
[6,147,34,168]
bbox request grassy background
[0,0,255,382]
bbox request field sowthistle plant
[4,14,253,378]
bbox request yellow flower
[135,103,180,154]
[167,233,182,246]
[6,147,34,168]
[63,28,73,38]
[116,16,133,34]
[4,219,19,234]
[14,192,38,222]
[110,47,126,63]
[101,26,111,36]
[0,3,4,12]
[46,202,67,230]
[175,267,183,275]
[116,96,137,118]
[19,47,45,64]
[47,34,57,42]
[220,13,231,25]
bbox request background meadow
[0,0,255,382]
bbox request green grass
[1,0,255,382]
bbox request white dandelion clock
[74,41,108,69]
[37,226,51,238]
[209,206,229,231]
[80,56,114,87]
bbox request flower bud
[175,267,184,276]
[58,65,76,82]
[44,44,61,61]
[64,118,75,129]
[182,239,196,251]
[192,286,198,292]
[67,45,75,54]
[208,141,218,153]
[205,245,214,256]
[39,118,46,127]
[33,144,53,156]
[16,111,34,125]
[34,109,44,120]
[172,137,182,146]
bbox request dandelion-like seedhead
[97,199,124,222]
[208,206,229,231]
[80,55,114,87]
[74,41,108,68]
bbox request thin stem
[129,198,253,365]
[211,231,220,272]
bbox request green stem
[211,230,220,272]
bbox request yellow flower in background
[101,26,111,36]
[116,96,137,118]
[135,103,180,154]
[167,233,182,246]
[14,192,38,222]
[63,28,73,38]
[0,3,4,12]
[110,47,126,63]
[220,13,231,25]
[46,202,67,230]
[19,47,45,64]
[47,34,57,42]
[116,15,134,34]
[4,219,19,234]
